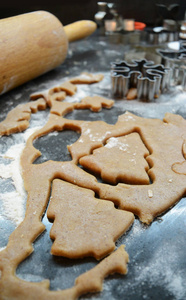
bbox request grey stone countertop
[0,34,186,300]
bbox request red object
[135,22,146,31]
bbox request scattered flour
[65,86,88,103]
[0,143,26,226]
[0,246,6,252]
[0,73,186,298]
[0,192,25,226]
[0,126,42,226]
[23,126,42,141]
[47,131,59,137]
[135,246,186,300]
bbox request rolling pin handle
[64,20,97,42]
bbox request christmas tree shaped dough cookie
[47,179,134,259]
[79,133,150,184]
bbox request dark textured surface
[0,0,186,26]
[0,35,186,300]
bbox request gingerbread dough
[47,179,134,259]
[74,96,114,112]
[0,73,105,136]
[0,73,186,299]
[79,133,150,184]
[0,98,46,135]
[0,245,129,300]
[0,75,131,299]
[70,72,104,84]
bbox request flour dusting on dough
[105,137,129,151]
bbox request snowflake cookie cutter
[111,59,171,101]
[157,48,186,90]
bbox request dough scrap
[50,101,75,116]
[17,106,185,225]
[67,120,115,164]
[70,72,104,84]
[126,87,137,100]
[30,81,77,106]
[74,96,114,112]
[0,245,129,300]
[0,98,46,136]
[59,81,78,96]
[79,133,150,184]
[74,245,129,294]
[47,179,134,259]
[0,75,105,136]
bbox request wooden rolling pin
[0,11,97,95]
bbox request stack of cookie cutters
[157,42,186,90]
[111,59,171,101]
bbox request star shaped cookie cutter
[111,59,171,101]
[157,48,186,90]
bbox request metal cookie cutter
[157,48,186,90]
[111,59,171,101]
